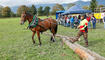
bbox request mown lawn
[0,17,79,60]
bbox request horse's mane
[25,12,44,21]
[26,12,33,17]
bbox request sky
[0,0,91,7]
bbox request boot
[70,37,78,43]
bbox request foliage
[43,6,50,17]
[10,12,16,17]
[51,4,65,15]
[1,6,11,17]
[30,5,37,15]
[98,5,105,8]
[89,0,98,12]
[17,5,30,17]
[0,5,3,17]
[38,6,43,16]
[83,6,89,10]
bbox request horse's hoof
[33,41,35,44]
[52,40,55,42]
[39,44,41,46]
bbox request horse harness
[29,16,57,30]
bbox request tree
[0,5,3,17]
[98,5,105,8]
[83,6,89,10]
[30,5,37,15]
[1,6,11,17]
[38,6,43,16]
[43,6,50,17]
[17,5,30,17]
[10,12,16,17]
[67,3,75,9]
[51,4,65,15]
[89,0,98,12]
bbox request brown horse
[20,11,58,46]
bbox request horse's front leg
[32,31,36,44]
[37,31,41,46]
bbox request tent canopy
[56,10,65,13]
[56,10,65,19]
[62,5,92,15]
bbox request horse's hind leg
[52,34,56,42]
[50,36,53,41]
[32,32,36,44]
[50,35,55,42]
[50,29,56,42]
[37,31,41,46]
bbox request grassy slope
[0,17,79,60]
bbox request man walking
[71,15,88,47]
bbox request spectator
[60,15,64,25]
[70,16,74,28]
[57,13,61,24]
[74,16,79,29]
[78,15,81,24]
[64,15,68,27]
[86,14,91,29]
[66,16,70,27]
[103,14,105,29]
[62,16,65,26]
[92,16,96,29]
[69,16,71,27]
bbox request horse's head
[20,11,28,25]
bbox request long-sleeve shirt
[92,18,96,23]
[103,16,105,22]
[86,17,91,22]
[70,17,74,23]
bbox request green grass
[0,17,79,60]
[57,23,105,57]
[41,16,105,57]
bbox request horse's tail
[54,24,58,34]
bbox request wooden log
[44,33,105,60]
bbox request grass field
[0,16,105,60]
[39,16,105,57]
[0,17,80,60]
[40,16,105,57]
[57,22,105,57]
